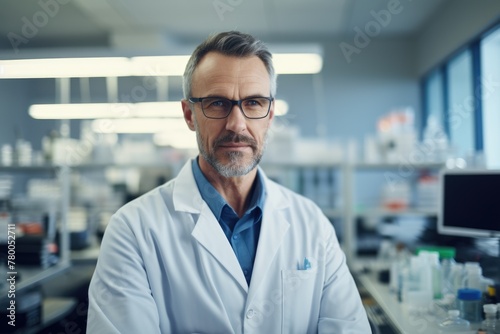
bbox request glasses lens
[241,98,271,118]
[199,97,271,119]
[201,98,232,118]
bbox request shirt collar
[191,157,266,220]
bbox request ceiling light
[0,57,130,78]
[130,56,190,76]
[273,53,323,74]
[29,102,183,119]
[91,118,187,134]
[0,53,322,79]
[153,131,197,149]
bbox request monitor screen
[438,169,500,238]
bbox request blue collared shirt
[192,158,265,284]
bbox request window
[446,50,476,158]
[421,22,500,166]
[424,70,445,127]
[480,27,500,168]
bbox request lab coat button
[246,309,255,319]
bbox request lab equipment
[438,310,470,333]
[457,288,483,322]
[462,262,485,291]
[480,304,497,333]
[417,250,443,299]
[416,246,458,297]
[401,254,433,313]
[440,248,457,295]
[438,169,500,239]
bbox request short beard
[194,121,266,178]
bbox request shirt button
[246,309,255,319]
[243,269,249,275]
[232,235,239,240]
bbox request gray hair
[183,31,277,99]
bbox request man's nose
[225,104,247,133]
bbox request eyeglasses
[189,96,274,119]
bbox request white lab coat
[87,160,370,334]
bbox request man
[87,31,370,333]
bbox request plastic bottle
[438,309,470,333]
[402,255,433,313]
[389,243,410,299]
[417,253,434,304]
[480,304,497,333]
[415,246,457,297]
[463,262,484,291]
[427,251,443,299]
[457,288,483,323]
[451,263,465,293]
[440,248,457,295]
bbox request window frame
[421,20,500,153]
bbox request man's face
[182,52,274,177]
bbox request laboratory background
[1,0,500,333]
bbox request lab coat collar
[173,159,289,213]
[172,159,291,295]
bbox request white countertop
[356,270,480,334]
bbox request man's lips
[220,142,250,147]
[218,144,251,151]
[214,133,257,150]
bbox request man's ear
[181,99,196,131]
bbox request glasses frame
[188,96,274,119]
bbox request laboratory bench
[354,262,480,334]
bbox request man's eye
[244,99,261,107]
[207,99,226,108]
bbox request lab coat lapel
[173,160,248,292]
[247,177,290,304]
[172,160,203,214]
[191,205,249,292]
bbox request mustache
[213,133,257,149]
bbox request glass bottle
[480,304,497,333]
[438,309,470,333]
[497,303,500,329]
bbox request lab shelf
[0,165,61,172]
[73,162,174,170]
[1,160,72,330]
[343,162,445,262]
[2,262,71,296]
[261,161,344,169]
[352,162,445,170]
[355,207,438,217]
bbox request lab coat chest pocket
[281,269,318,334]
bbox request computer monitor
[438,169,500,238]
